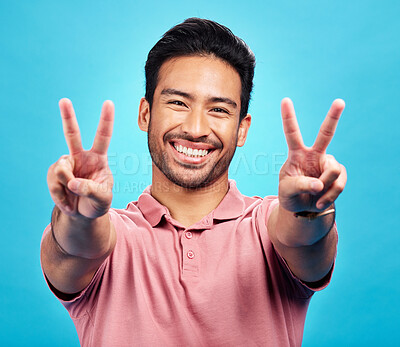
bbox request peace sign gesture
[278,98,347,213]
[47,98,114,219]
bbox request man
[41,18,346,346]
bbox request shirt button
[185,231,193,239]
[187,250,195,259]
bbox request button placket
[181,229,199,276]
[187,250,195,259]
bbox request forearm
[51,206,114,259]
[41,206,116,294]
[268,204,337,283]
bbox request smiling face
[138,55,251,189]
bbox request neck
[150,165,229,228]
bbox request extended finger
[316,164,347,210]
[91,100,114,155]
[281,98,304,151]
[313,99,345,153]
[59,98,83,156]
[318,155,342,191]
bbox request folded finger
[53,156,75,186]
[48,180,73,214]
[316,165,347,210]
[318,155,342,190]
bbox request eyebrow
[161,88,193,100]
[209,97,237,109]
[160,88,237,109]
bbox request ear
[138,97,151,132]
[236,114,251,147]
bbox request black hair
[145,18,255,121]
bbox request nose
[181,108,211,139]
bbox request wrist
[276,204,336,247]
[294,205,335,221]
[51,206,111,258]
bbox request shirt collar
[211,179,245,221]
[136,179,245,227]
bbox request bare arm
[267,98,347,283]
[41,98,116,295]
[267,204,337,283]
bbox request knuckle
[49,186,64,199]
[320,127,334,137]
[325,154,338,166]
[55,168,69,182]
[64,130,78,138]
[324,160,341,177]
[53,164,64,175]
[332,165,341,177]
[57,154,70,164]
[335,181,346,192]
[47,180,59,192]
[327,156,340,168]
[340,164,347,176]
[97,128,111,137]
[326,154,335,161]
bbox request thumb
[67,178,111,201]
[279,176,324,198]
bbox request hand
[278,98,347,213]
[47,98,114,219]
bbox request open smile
[173,143,209,157]
[168,139,217,165]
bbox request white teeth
[173,144,209,157]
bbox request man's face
[140,55,250,189]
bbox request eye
[211,107,229,114]
[168,100,187,107]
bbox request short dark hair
[145,18,255,121]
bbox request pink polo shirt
[42,180,335,347]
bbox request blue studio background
[1,0,399,345]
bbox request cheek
[211,120,239,147]
[149,115,177,139]
[153,106,184,128]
